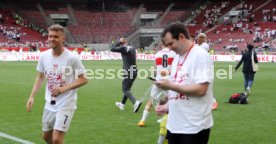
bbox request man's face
[197,35,205,45]
[48,30,65,49]
[163,32,184,54]
[119,38,127,46]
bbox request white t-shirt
[154,48,176,81]
[37,48,85,112]
[196,42,209,52]
[167,45,213,134]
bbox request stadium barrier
[0,52,276,62]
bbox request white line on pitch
[0,132,34,144]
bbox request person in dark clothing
[111,38,142,113]
[234,44,258,95]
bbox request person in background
[137,40,176,127]
[111,38,142,113]
[234,44,258,95]
[196,33,218,110]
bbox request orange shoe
[212,102,218,110]
[137,121,145,127]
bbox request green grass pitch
[0,61,275,144]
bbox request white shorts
[42,109,75,132]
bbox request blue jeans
[243,72,255,90]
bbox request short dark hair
[247,44,254,51]
[48,24,65,33]
[161,22,191,40]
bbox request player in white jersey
[196,33,209,52]
[26,24,88,144]
[196,33,218,110]
[137,40,176,127]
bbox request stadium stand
[0,0,275,53]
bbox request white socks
[141,110,150,122]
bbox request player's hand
[155,79,171,90]
[155,104,168,116]
[233,69,237,73]
[51,86,66,97]
[26,97,34,112]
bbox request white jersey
[196,42,209,52]
[154,48,176,81]
[37,48,85,112]
[167,45,213,134]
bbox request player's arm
[171,82,209,96]
[110,42,127,53]
[155,80,209,97]
[51,73,88,97]
[27,72,45,112]
[234,54,245,71]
